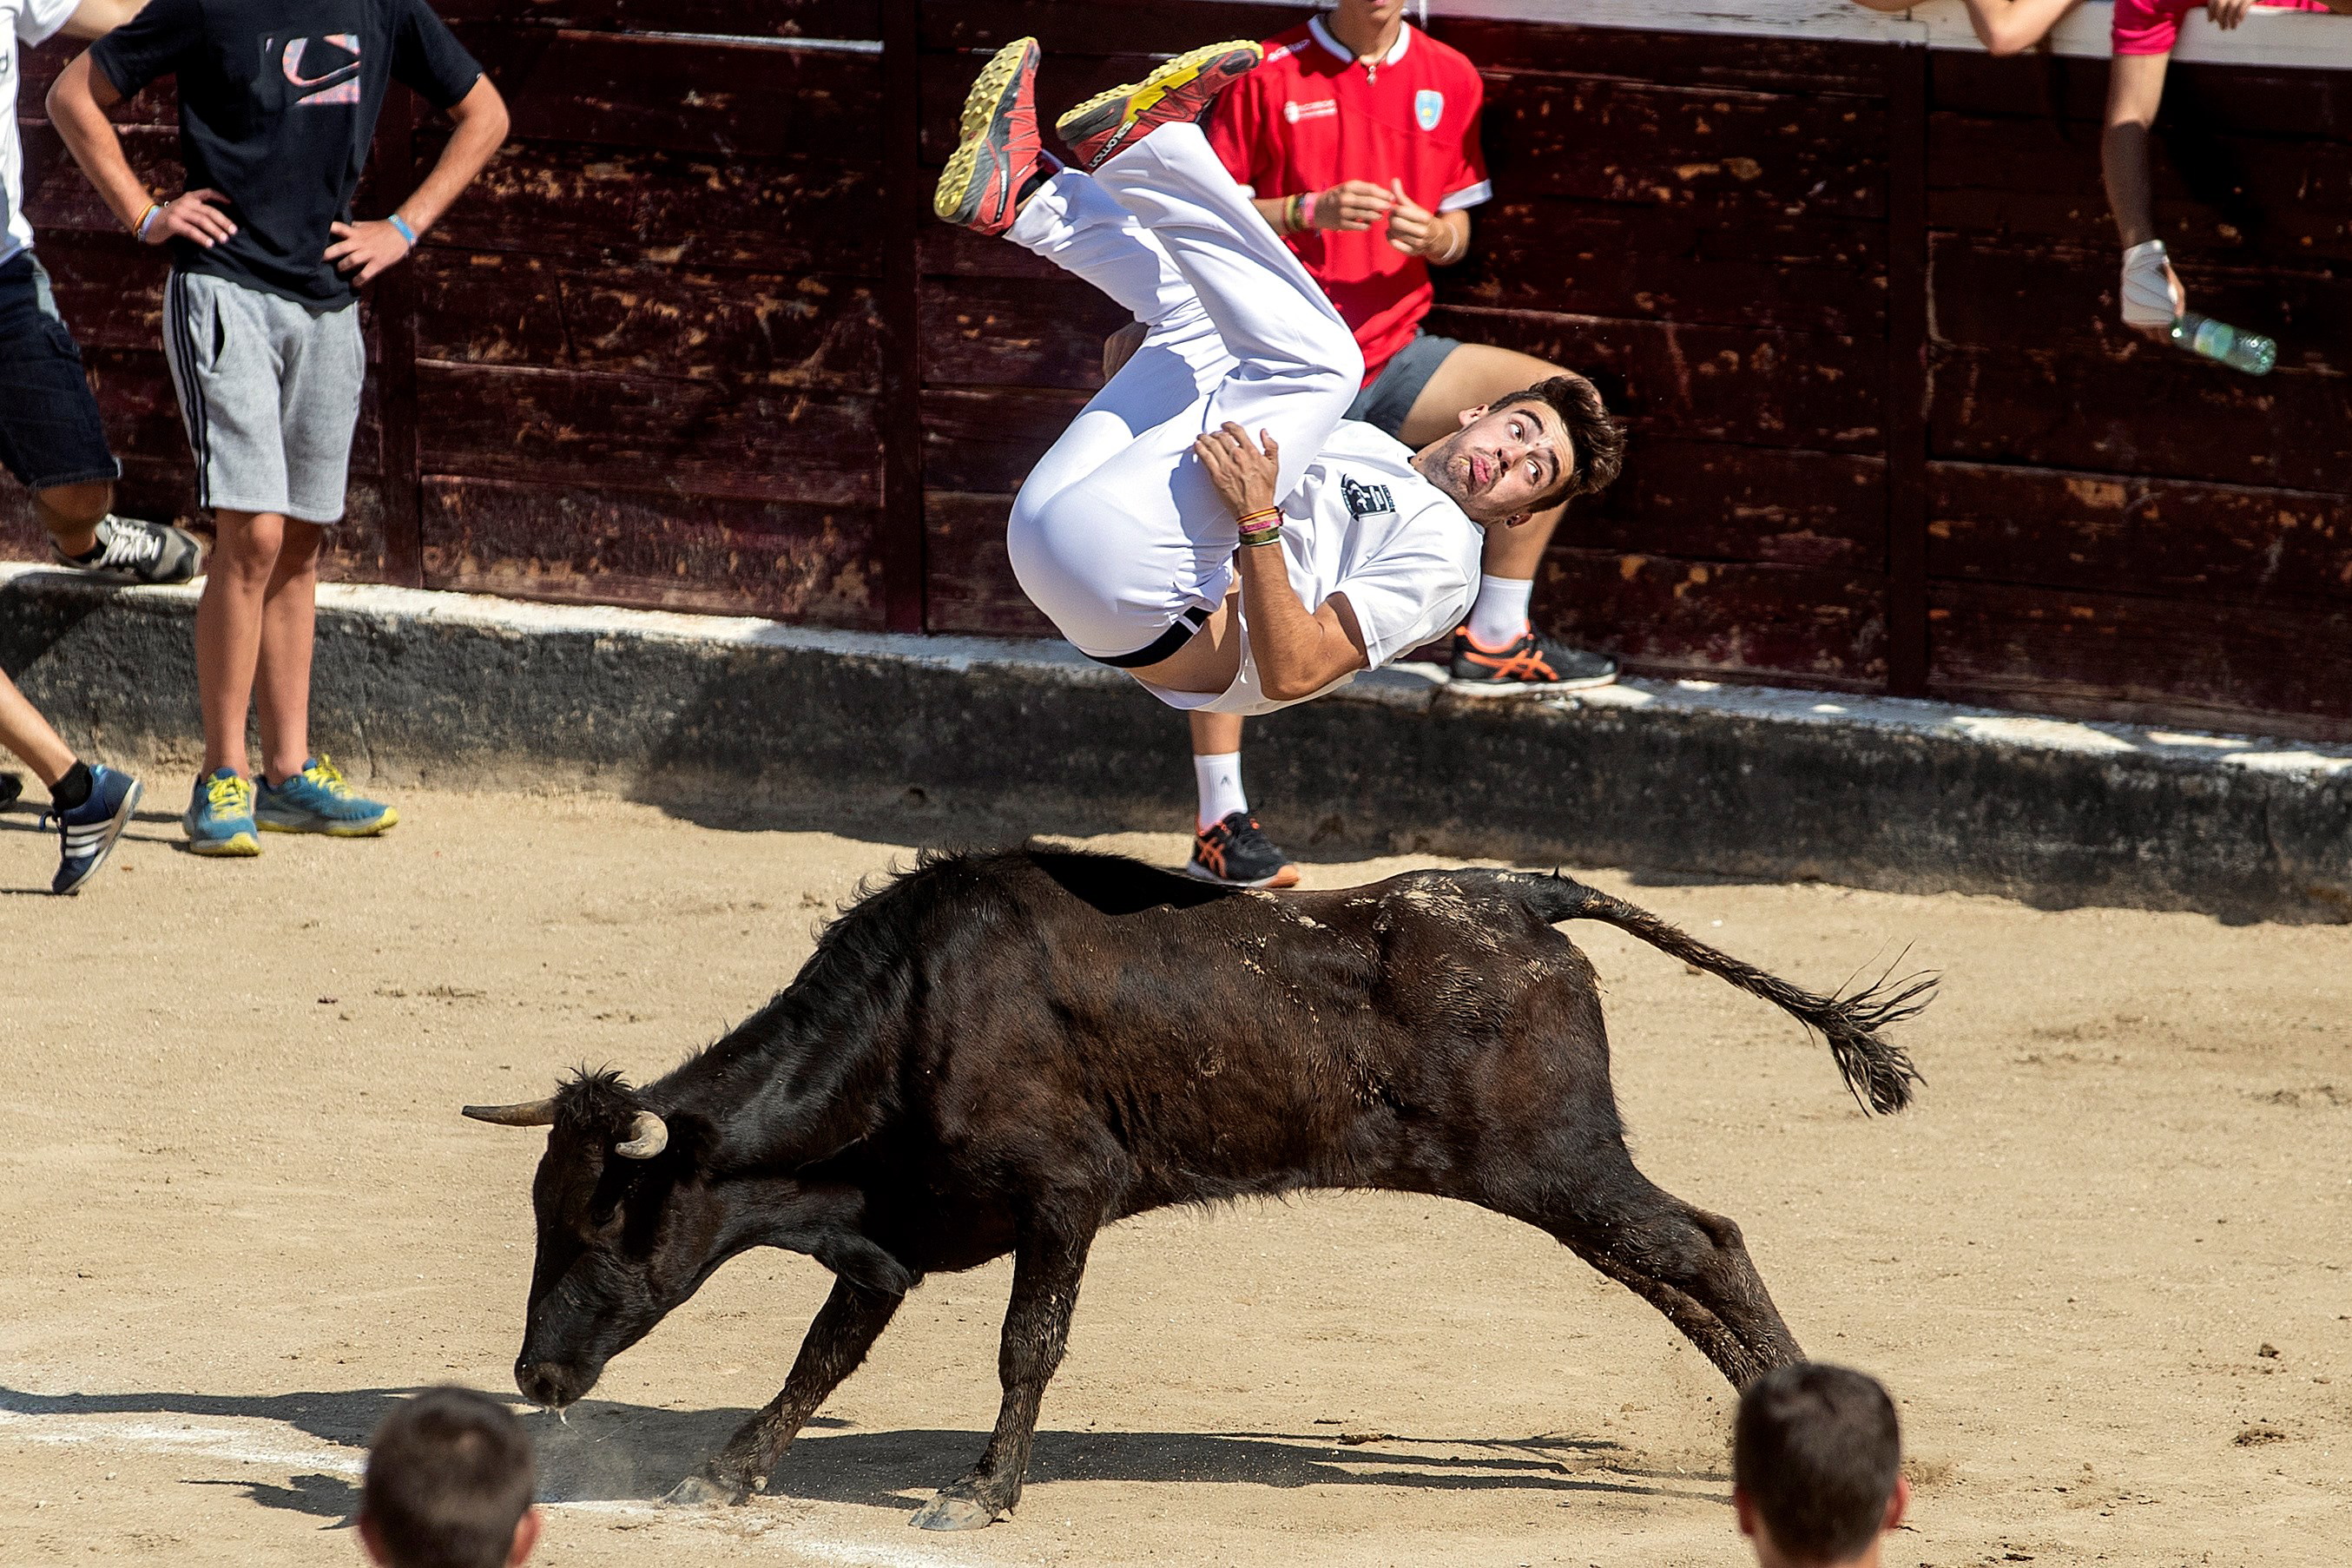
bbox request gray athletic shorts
[161,271,364,524]
[1343,330,1461,439]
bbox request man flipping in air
[934,38,1618,730]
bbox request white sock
[1193,751,1248,831]
[1466,575,1534,649]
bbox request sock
[1193,751,1248,832]
[49,760,94,813]
[63,537,105,565]
[1466,575,1535,649]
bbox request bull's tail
[1517,872,1932,1116]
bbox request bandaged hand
[2119,240,2184,335]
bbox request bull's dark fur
[481,847,1931,1530]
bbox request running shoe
[1056,41,1263,172]
[185,768,261,857]
[933,36,1044,236]
[1448,625,1618,695]
[1186,810,1301,890]
[56,514,204,585]
[46,763,142,894]
[254,754,399,836]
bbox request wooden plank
[1928,112,2352,260]
[1929,237,2352,376]
[1927,462,2352,609]
[919,275,1129,392]
[1429,17,1888,96]
[1927,582,2352,742]
[415,135,884,273]
[1480,70,1888,221]
[1928,350,2352,494]
[1443,199,1886,338]
[414,251,885,389]
[463,26,881,161]
[1930,50,2352,141]
[1885,42,1929,696]
[370,89,425,588]
[433,0,880,36]
[1574,441,1886,570]
[18,122,187,234]
[418,476,884,624]
[416,365,879,505]
[1424,305,1884,454]
[22,232,166,350]
[923,490,1055,638]
[19,41,177,125]
[920,386,1089,493]
[70,348,384,475]
[1539,550,1888,689]
[881,0,924,633]
[920,2,1305,56]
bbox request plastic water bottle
[2170,313,2276,376]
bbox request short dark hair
[1493,373,1624,508]
[1733,1362,1901,1565]
[363,1387,537,1568]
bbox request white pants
[1005,123,1363,662]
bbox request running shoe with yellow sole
[933,36,1044,235]
[1055,40,1263,172]
[254,755,399,837]
[185,768,261,857]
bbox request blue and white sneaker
[185,768,261,857]
[254,755,398,837]
[47,764,142,895]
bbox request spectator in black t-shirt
[47,0,506,856]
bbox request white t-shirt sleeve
[16,0,82,46]
[1328,503,1479,669]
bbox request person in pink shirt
[2109,0,2347,333]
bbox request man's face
[1340,0,1413,30]
[1417,399,1573,525]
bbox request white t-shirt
[1148,419,1485,717]
[3,0,79,267]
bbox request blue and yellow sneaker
[185,768,261,857]
[254,755,398,837]
[48,763,142,894]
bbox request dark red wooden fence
[8,2,2349,741]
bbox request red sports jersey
[1207,16,1491,382]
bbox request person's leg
[254,519,321,784]
[2103,51,2183,338]
[0,670,147,894]
[0,671,81,787]
[1189,710,1246,828]
[196,508,283,777]
[34,480,112,561]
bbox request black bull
[464,847,1930,1530]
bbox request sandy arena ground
[1,787,2347,1567]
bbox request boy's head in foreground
[1734,1362,1908,1568]
[360,1387,542,1568]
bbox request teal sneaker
[254,755,398,837]
[184,768,260,857]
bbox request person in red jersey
[1130,0,1625,888]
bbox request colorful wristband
[134,202,162,241]
[1299,189,1320,231]
[387,214,418,247]
[1238,527,1284,549]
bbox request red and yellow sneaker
[1054,40,1263,173]
[1448,625,1619,695]
[933,36,1044,236]
[1185,810,1301,890]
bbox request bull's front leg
[908,1222,1096,1531]
[666,1276,904,1506]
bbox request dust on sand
[2,789,2346,1566]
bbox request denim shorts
[1343,330,1462,440]
[0,253,122,492]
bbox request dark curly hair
[1492,373,1624,508]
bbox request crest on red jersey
[1414,89,1443,131]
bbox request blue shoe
[184,768,261,857]
[47,764,142,894]
[254,755,398,837]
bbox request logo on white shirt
[1415,89,1444,131]
[1341,475,1396,520]
[1282,98,1338,124]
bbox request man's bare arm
[324,75,510,284]
[1192,422,1367,702]
[49,50,236,246]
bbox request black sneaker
[0,772,20,809]
[1448,625,1618,695]
[56,515,204,585]
[1186,810,1300,889]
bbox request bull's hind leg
[667,1277,904,1505]
[1504,1154,1803,1389]
[909,1221,1096,1531]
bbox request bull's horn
[462,1097,559,1126]
[615,1111,668,1159]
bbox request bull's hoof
[662,1473,745,1508]
[909,1491,1001,1531]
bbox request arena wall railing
[7,0,2349,742]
